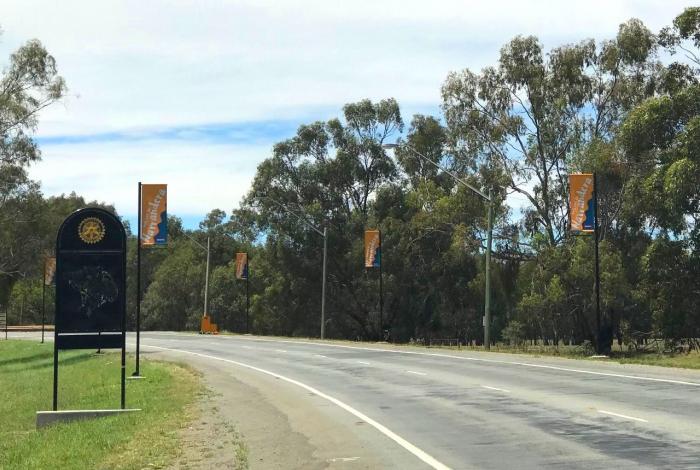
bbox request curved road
[131,332,700,470]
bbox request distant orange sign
[364,230,381,268]
[235,252,248,280]
[44,257,56,286]
[569,174,595,233]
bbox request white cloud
[0,0,691,224]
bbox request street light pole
[204,236,210,316]
[253,194,328,339]
[183,232,211,318]
[321,227,328,339]
[382,142,495,349]
[484,189,493,349]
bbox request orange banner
[140,184,168,246]
[44,257,56,286]
[569,174,595,233]
[364,230,381,268]
[235,252,248,280]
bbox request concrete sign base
[36,408,141,428]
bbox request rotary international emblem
[78,217,106,244]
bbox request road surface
[138,332,700,469]
[10,331,700,469]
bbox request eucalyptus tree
[0,36,66,305]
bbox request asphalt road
[11,331,700,469]
[128,332,700,470]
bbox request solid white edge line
[144,344,452,470]
[597,410,648,423]
[406,370,427,376]
[141,332,700,387]
[481,385,510,393]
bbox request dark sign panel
[55,208,126,350]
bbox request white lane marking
[275,349,288,353]
[241,345,253,350]
[481,385,510,393]
[328,457,360,462]
[314,354,329,359]
[357,361,370,365]
[208,336,700,388]
[145,344,451,470]
[598,410,648,423]
[406,370,427,376]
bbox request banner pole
[594,172,602,354]
[134,181,142,376]
[321,228,327,339]
[379,229,383,340]
[246,259,250,334]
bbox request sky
[1,0,691,228]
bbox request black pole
[52,321,58,410]
[134,181,142,376]
[41,278,46,344]
[246,262,250,334]
[594,172,602,354]
[379,230,384,341]
[121,270,126,409]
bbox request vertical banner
[364,229,381,268]
[569,174,595,233]
[44,257,56,286]
[140,184,168,246]
[235,252,249,280]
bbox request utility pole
[484,189,493,349]
[254,194,328,339]
[382,142,496,350]
[321,227,327,339]
[204,236,211,316]
[593,172,602,354]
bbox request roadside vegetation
[0,340,207,469]
[1,9,699,360]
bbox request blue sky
[1,0,691,228]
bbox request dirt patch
[168,386,248,470]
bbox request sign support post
[134,181,142,377]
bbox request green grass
[610,352,700,369]
[0,340,202,469]
[453,343,700,369]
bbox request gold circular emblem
[78,217,106,244]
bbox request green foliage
[4,9,700,350]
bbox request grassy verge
[0,340,201,469]
[458,343,700,369]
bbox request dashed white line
[406,370,427,376]
[145,344,451,470]
[597,410,648,423]
[314,354,329,359]
[357,361,370,365]
[481,385,510,393]
[275,349,288,353]
[241,345,253,350]
[328,457,360,462]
